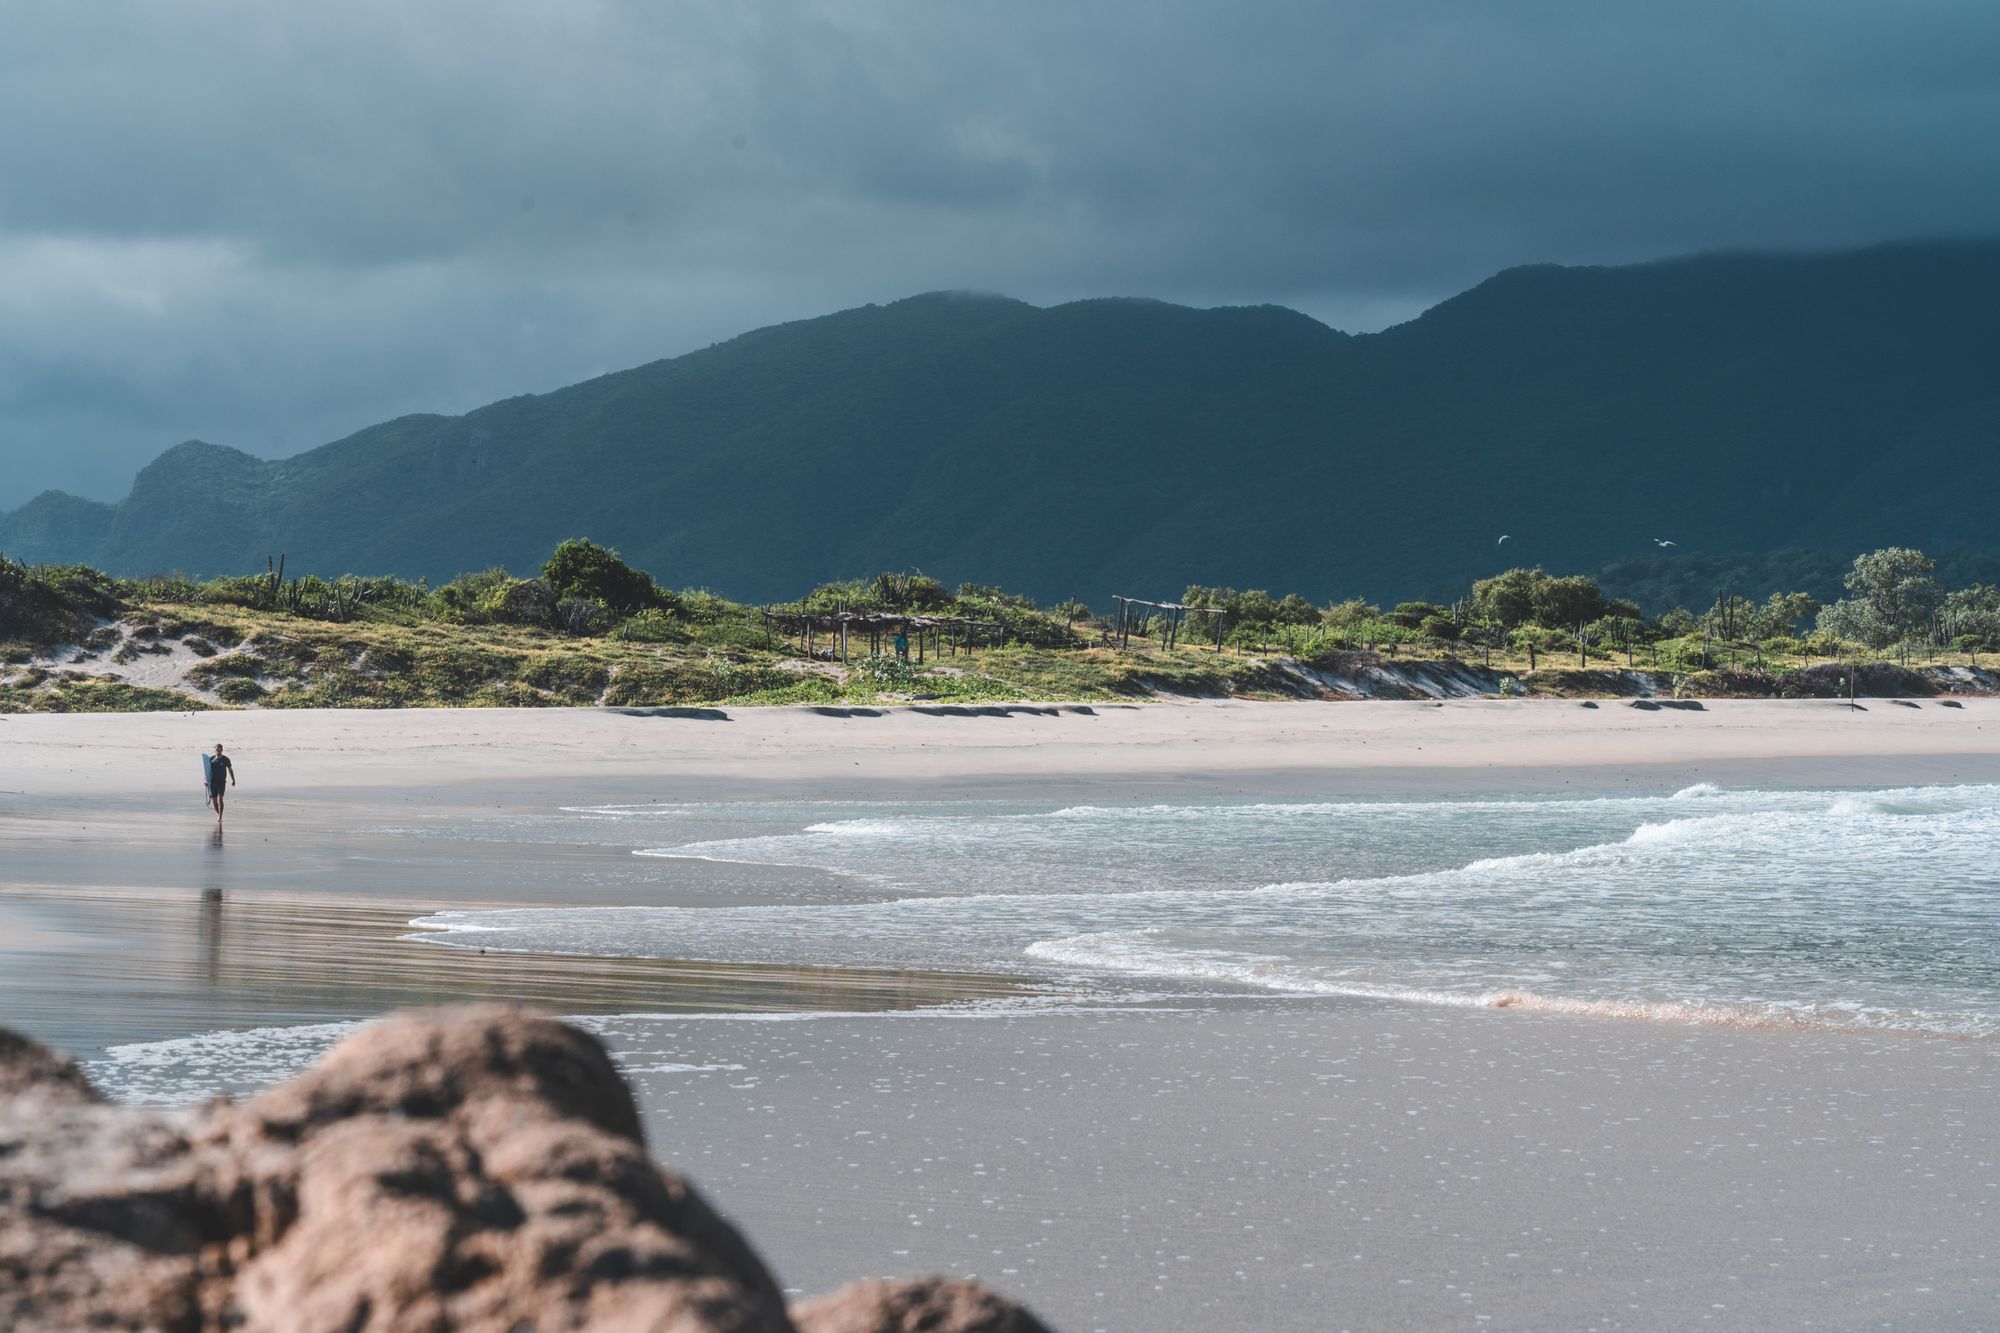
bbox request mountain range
[6,240,1999,609]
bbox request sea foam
[402,783,2000,1039]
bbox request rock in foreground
[0,1006,1055,1333]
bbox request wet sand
[0,882,1022,1064]
[615,998,1995,1331]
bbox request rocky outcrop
[0,1007,1055,1333]
[792,1278,1054,1333]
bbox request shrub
[189,653,272,682]
[216,678,266,704]
[870,571,952,611]
[955,582,1038,612]
[1274,594,1319,625]
[1642,608,1690,639]
[542,539,661,613]
[1510,625,1572,654]
[1789,662,1935,698]
[1391,602,1447,630]
[858,653,920,687]
[1419,615,1460,641]
[0,557,124,645]
[553,596,609,636]
[431,568,514,623]
[614,609,682,643]
[671,589,730,623]
[1320,599,1379,629]
[490,578,556,626]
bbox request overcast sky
[5,0,2000,508]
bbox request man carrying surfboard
[204,743,237,822]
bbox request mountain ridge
[7,240,2000,607]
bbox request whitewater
[403,781,2000,1038]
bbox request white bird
[1497,535,1511,545]
[1654,538,1677,547]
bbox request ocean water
[401,781,2000,1039]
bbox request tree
[1530,574,1608,629]
[1470,568,1544,629]
[1655,606,1697,637]
[1052,596,1091,626]
[1471,567,1608,630]
[1592,613,1644,657]
[1747,591,1820,640]
[1321,598,1378,629]
[1275,594,1319,625]
[1702,593,1754,640]
[1819,547,1941,648]
[1814,599,1884,647]
[1941,584,2000,646]
[541,539,661,613]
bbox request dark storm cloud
[5,0,2000,505]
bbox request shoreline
[5,704,1995,1328]
[0,882,1029,1068]
[7,699,1998,1062]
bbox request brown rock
[791,1277,1056,1333]
[0,1026,101,1104]
[0,1007,1055,1333]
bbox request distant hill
[7,241,2000,608]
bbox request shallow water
[401,781,2000,1038]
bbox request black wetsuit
[208,755,234,796]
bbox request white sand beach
[4,698,1997,1331]
[4,696,1998,798]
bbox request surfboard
[202,753,214,788]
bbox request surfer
[205,743,237,821]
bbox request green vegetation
[0,556,123,646]
[1,541,1994,714]
[9,243,2000,611]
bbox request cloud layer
[6,0,2000,505]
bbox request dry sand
[4,698,1998,1330]
[4,695,1999,798]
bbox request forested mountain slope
[8,241,1999,606]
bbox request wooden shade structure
[1110,595,1227,650]
[759,607,1006,663]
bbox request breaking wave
[406,783,2000,1039]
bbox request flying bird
[1497,535,1511,545]
[1654,538,1677,547]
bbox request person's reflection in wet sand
[200,825,224,986]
